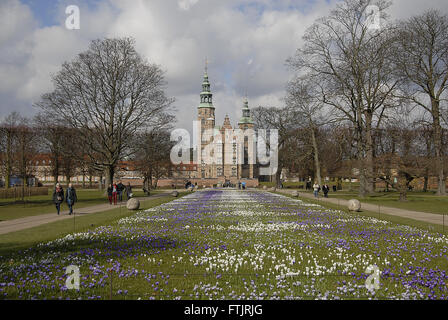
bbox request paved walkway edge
[275,189,447,227]
[0,193,172,235]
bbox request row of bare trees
[254,0,448,197]
[0,111,176,190]
[1,37,176,190]
[0,113,38,190]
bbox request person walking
[107,184,113,205]
[242,181,246,190]
[112,183,118,205]
[117,181,125,203]
[322,184,330,198]
[313,182,320,198]
[66,183,78,215]
[126,183,133,200]
[53,183,64,215]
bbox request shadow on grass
[0,197,109,207]
[0,235,188,262]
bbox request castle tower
[197,60,216,178]
[221,115,236,179]
[238,97,256,179]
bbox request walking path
[0,193,172,235]
[276,189,447,227]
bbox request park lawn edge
[287,189,448,215]
[0,189,168,221]
[0,192,188,258]
[274,191,448,236]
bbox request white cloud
[1,0,448,131]
[178,0,200,11]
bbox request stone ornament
[126,198,140,210]
[348,199,361,212]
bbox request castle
[172,64,259,187]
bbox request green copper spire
[238,97,254,125]
[198,58,214,109]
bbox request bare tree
[375,121,426,201]
[133,129,174,190]
[252,106,302,187]
[286,76,335,186]
[288,0,400,197]
[394,10,448,195]
[0,112,21,188]
[13,116,39,200]
[36,37,174,188]
[34,113,66,184]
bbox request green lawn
[259,181,360,189]
[0,189,165,221]
[1,189,447,300]
[0,193,186,258]
[294,189,448,215]
[277,192,448,235]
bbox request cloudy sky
[1,0,448,131]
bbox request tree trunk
[311,127,322,186]
[432,99,446,195]
[52,157,59,184]
[5,132,12,189]
[274,164,283,188]
[365,111,375,195]
[357,142,368,198]
[143,176,150,194]
[423,174,428,192]
[105,166,115,190]
[399,190,407,202]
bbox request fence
[0,187,49,199]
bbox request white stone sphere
[348,199,361,212]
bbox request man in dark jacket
[66,183,78,215]
[322,184,330,198]
[53,183,64,215]
[117,181,125,203]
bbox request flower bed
[1,190,447,300]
